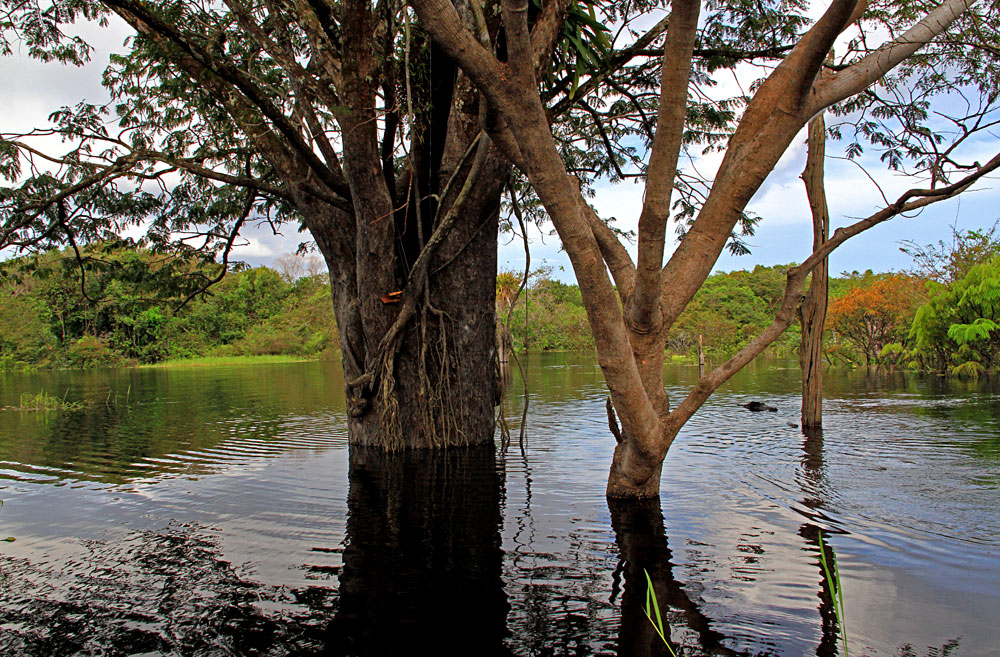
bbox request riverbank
[140,354,321,369]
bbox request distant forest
[3,230,1000,375]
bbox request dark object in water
[742,401,777,412]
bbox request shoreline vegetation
[140,354,319,369]
[3,238,1000,376]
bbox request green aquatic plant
[643,569,679,656]
[16,390,83,412]
[644,537,963,657]
[643,532,849,657]
[818,529,848,657]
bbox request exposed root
[347,134,493,450]
[606,397,624,444]
[358,291,473,450]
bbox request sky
[3,11,1000,283]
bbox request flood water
[0,355,997,656]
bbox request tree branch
[664,148,1000,434]
[631,0,699,334]
[808,0,977,115]
[409,0,506,99]
[546,13,670,117]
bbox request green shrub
[62,335,125,369]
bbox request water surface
[0,356,997,656]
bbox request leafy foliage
[672,264,797,358]
[907,257,1000,375]
[826,273,926,367]
[0,247,338,370]
[899,223,1000,284]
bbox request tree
[2,0,515,448]
[900,222,1000,284]
[799,114,830,430]
[672,273,776,358]
[827,273,926,368]
[4,1,1000,497]
[908,257,1000,375]
[274,252,325,283]
[410,0,1000,496]
[495,269,521,364]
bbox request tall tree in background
[411,0,1000,496]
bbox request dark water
[0,356,997,656]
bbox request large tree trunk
[343,194,503,448]
[302,15,509,450]
[313,148,505,449]
[799,116,830,430]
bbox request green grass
[15,390,83,411]
[141,354,318,369]
[644,569,679,656]
[818,529,849,657]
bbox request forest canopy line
[2,0,1000,497]
[6,245,1000,383]
[0,247,338,370]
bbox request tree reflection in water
[609,498,743,657]
[0,523,335,656]
[328,444,509,656]
[797,426,845,657]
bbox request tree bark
[799,115,830,430]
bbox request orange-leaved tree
[827,274,926,368]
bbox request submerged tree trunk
[799,116,830,430]
[320,140,506,448]
[335,200,503,448]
